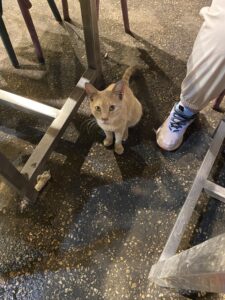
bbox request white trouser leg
[180,0,225,111]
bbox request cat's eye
[95,106,101,112]
[109,105,115,111]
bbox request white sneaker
[156,104,196,151]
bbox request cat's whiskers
[87,119,98,135]
[80,118,94,132]
[80,117,98,135]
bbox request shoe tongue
[178,105,184,112]
[176,104,195,118]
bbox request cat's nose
[101,117,108,121]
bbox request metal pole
[79,0,102,82]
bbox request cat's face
[85,81,125,125]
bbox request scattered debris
[35,170,51,192]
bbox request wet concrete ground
[0,0,225,299]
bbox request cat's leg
[123,126,128,141]
[115,130,125,154]
[103,131,113,147]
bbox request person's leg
[157,0,225,151]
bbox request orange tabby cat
[85,67,142,154]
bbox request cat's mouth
[99,120,109,125]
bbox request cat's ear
[85,83,98,100]
[112,80,125,100]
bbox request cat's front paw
[114,144,124,155]
[103,138,113,147]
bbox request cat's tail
[122,66,139,84]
